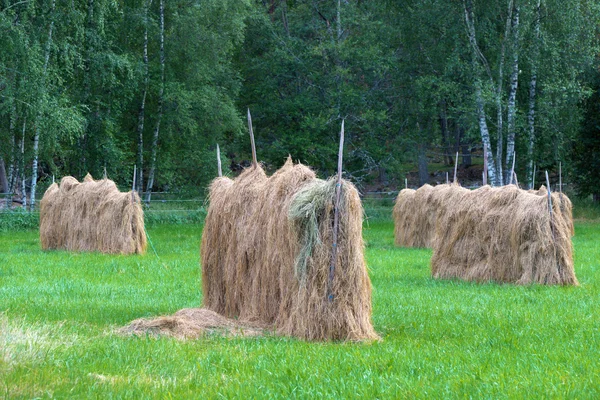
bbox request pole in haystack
[103,166,107,180]
[453,152,459,184]
[132,165,137,204]
[405,178,407,189]
[216,144,222,177]
[509,151,516,185]
[559,162,562,194]
[483,143,488,186]
[545,170,555,239]
[247,108,257,168]
[532,164,536,189]
[513,171,519,188]
[328,119,344,302]
[446,172,449,184]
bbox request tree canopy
[1,0,599,202]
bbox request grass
[1,220,600,398]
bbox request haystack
[431,185,577,285]
[199,158,378,341]
[393,183,468,248]
[39,174,146,254]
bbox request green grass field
[1,220,599,398]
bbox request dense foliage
[1,0,599,202]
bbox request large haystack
[199,158,378,341]
[431,185,577,285]
[393,183,468,248]
[40,174,146,254]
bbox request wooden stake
[483,142,488,186]
[509,151,516,185]
[559,162,562,194]
[446,172,449,184]
[545,170,555,239]
[405,177,407,189]
[328,119,344,302]
[247,108,257,167]
[216,144,222,177]
[453,151,459,184]
[52,175,55,184]
[103,166,107,180]
[513,171,519,188]
[132,165,136,204]
[532,163,536,189]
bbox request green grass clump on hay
[1,221,599,398]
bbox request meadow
[1,218,599,398]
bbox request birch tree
[504,3,519,182]
[526,0,541,189]
[145,0,164,203]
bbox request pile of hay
[125,158,378,341]
[393,183,468,248]
[40,174,146,254]
[431,185,577,285]
[120,308,265,339]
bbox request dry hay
[431,184,577,285]
[527,185,574,236]
[199,158,378,341]
[39,174,146,254]
[119,308,266,339]
[393,183,468,248]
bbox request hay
[119,308,265,339]
[431,185,577,285]
[39,174,146,254]
[199,158,378,341]
[527,185,574,236]
[393,183,468,248]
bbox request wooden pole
[509,151,516,185]
[545,170,555,239]
[52,175,54,184]
[453,151,459,184]
[532,163,536,189]
[247,108,257,167]
[483,142,488,186]
[328,119,344,302]
[405,177,407,189]
[513,171,519,188]
[132,165,136,204]
[446,172,449,185]
[103,166,107,180]
[216,144,222,177]
[559,162,562,194]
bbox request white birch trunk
[526,0,541,189]
[504,5,520,182]
[136,0,153,193]
[464,0,497,185]
[20,119,26,209]
[30,0,56,211]
[145,0,164,203]
[494,0,514,187]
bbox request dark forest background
[1,0,600,208]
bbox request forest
[1,0,599,208]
